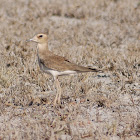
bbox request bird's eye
[39,35,43,38]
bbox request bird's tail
[75,66,103,73]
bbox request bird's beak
[26,39,33,42]
[26,38,38,43]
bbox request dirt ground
[0,0,140,139]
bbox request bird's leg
[53,78,58,105]
[53,77,61,105]
[57,78,61,104]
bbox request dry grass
[0,0,140,139]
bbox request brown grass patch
[0,0,140,139]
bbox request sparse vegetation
[0,0,140,139]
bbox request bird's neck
[37,43,49,53]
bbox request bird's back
[38,50,100,75]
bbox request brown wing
[39,53,100,72]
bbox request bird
[27,33,102,105]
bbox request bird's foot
[53,96,61,106]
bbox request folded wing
[39,53,100,73]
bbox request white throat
[37,43,48,52]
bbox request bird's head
[27,33,48,44]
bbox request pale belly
[47,70,77,77]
